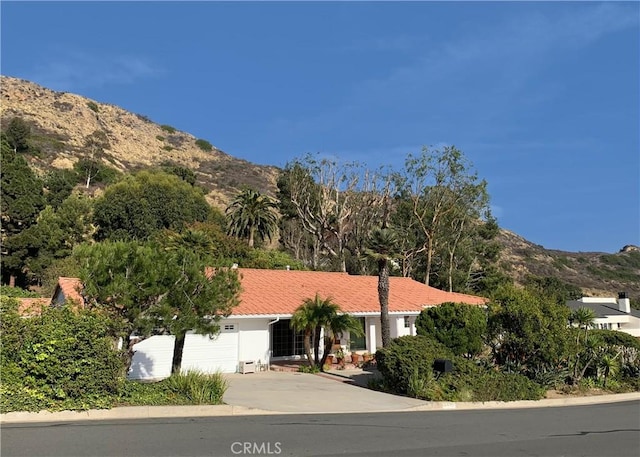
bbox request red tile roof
[232,268,487,316]
[17,297,51,317]
[56,277,85,309]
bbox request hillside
[0,75,279,208]
[497,229,640,299]
[1,75,638,299]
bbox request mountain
[497,229,640,299]
[0,75,279,208]
[2,75,638,299]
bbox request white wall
[238,318,271,366]
[128,335,175,381]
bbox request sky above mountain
[2,1,638,253]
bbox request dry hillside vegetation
[497,229,640,298]
[0,76,279,207]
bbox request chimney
[618,292,630,314]
[286,265,290,271]
[231,263,239,270]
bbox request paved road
[2,401,638,457]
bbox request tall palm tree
[225,189,278,248]
[365,227,399,348]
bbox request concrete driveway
[223,371,427,413]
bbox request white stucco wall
[237,318,271,367]
[128,335,175,381]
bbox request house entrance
[271,319,305,357]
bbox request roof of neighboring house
[54,277,85,309]
[567,300,640,319]
[232,268,487,316]
[17,297,51,316]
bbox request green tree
[1,139,45,286]
[3,117,31,153]
[80,130,110,188]
[4,193,94,286]
[416,302,487,358]
[400,146,490,286]
[75,240,241,374]
[44,168,79,208]
[93,170,211,240]
[524,276,583,304]
[290,294,363,370]
[365,227,400,348]
[226,189,278,248]
[487,284,572,377]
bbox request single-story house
[567,292,640,337]
[130,268,487,380]
[23,269,487,380]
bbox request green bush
[195,139,213,152]
[160,125,176,134]
[162,145,174,151]
[156,135,165,141]
[86,101,99,113]
[376,336,454,395]
[165,371,227,404]
[0,303,126,412]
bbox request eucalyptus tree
[400,146,490,287]
[226,188,279,248]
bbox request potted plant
[351,352,361,365]
[336,348,345,368]
[325,354,334,365]
[362,352,372,363]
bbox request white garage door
[180,323,239,374]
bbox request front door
[271,319,305,357]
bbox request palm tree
[225,189,278,248]
[321,313,365,369]
[365,227,399,348]
[570,307,596,345]
[290,294,364,371]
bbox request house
[567,292,640,337]
[38,269,487,380]
[131,268,487,380]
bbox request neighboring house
[567,292,640,337]
[51,277,85,309]
[44,268,487,380]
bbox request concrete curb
[2,392,638,424]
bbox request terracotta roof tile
[17,297,50,317]
[232,268,487,316]
[57,277,85,309]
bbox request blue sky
[2,1,639,253]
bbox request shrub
[162,145,174,151]
[0,304,125,412]
[195,139,213,152]
[165,371,227,404]
[160,125,176,134]
[156,135,165,141]
[375,336,453,395]
[86,101,99,113]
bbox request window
[349,317,366,350]
[404,316,411,328]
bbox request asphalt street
[2,401,639,457]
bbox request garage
[181,322,240,374]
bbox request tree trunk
[248,226,255,248]
[313,325,322,365]
[379,259,391,348]
[303,330,314,367]
[171,332,186,374]
[320,336,332,372]
[424,236,434,286]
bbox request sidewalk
[2,370,639,424]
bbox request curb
[2,392,638,424]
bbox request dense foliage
[0,297,125,412]
[415,302,487,358]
